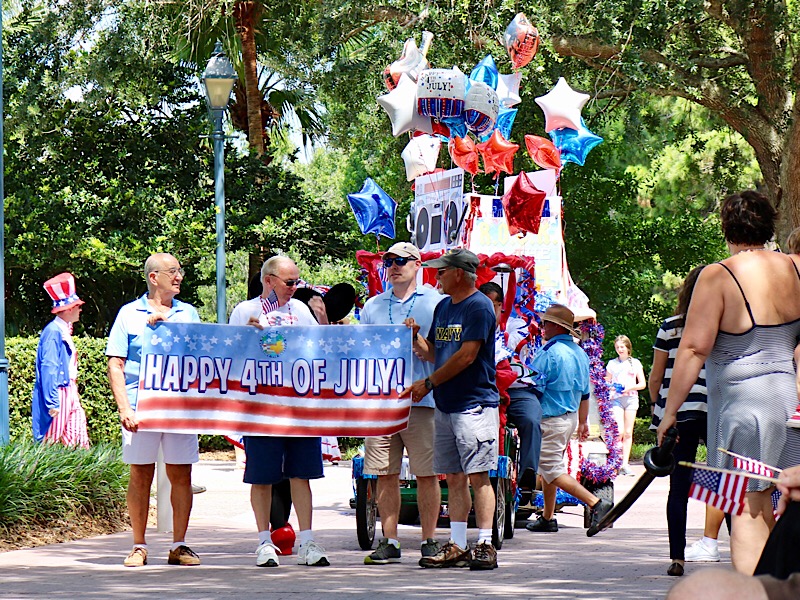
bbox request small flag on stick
[718,448,781,477]
[687,465,749,515]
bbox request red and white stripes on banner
[136,382,411,437]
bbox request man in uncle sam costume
[31,272,90,448]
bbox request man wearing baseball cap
[525,303,614,534]
[400,248,500,570]
[31,272,90,448]
[361,242,444,565]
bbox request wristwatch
[424,377,434,391]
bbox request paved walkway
[0,460,732,599]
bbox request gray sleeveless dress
[705,263,800,492]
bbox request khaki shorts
[364,406,435,477]
[538,412,578,484]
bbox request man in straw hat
[400,248,500,570]
[31,272,89,449]
[360,242,444,565]
[525,303,614,533]
[106,253,202,568]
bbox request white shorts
[122,428,199,465]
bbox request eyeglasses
[157,268,185,277]
[383,256,412,268]
[436,267,452,276]
[269,275,300,287]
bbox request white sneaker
[684,538,720,562]
[256,542,280,567]
[297,540,330,566]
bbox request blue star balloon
[479,107,518,142]
[469,54,499,91]
[347,177,397,239]
[548,118,603,166]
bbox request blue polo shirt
[530,334,590,418]
[360,285,444,409]
[105,294,201,410]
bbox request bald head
[144,253,183,295]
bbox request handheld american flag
[732,456,775,478]
[689,467,749,516]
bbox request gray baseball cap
[422,248,480,274]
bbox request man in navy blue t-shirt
[400,248,499,571]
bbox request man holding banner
[401,248,500,571]
[235,256,332,569]
[106,253,202,568]
[360,242,444,565]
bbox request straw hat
[536,303,579,337]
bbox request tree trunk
[233,1,264,156]
[778,119,800,245]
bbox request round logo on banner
[260,331,286,357]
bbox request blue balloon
[479,107,518,142]
[347,178,397,239]
[442,115,468,139]
[469,54,499,91]
[548,118,603,166]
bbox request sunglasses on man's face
[383,256,412,268]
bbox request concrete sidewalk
[0,460,731,599]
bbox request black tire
[356,478,378,550]
[491,477,506,549]
[582,480,614,529]
[504,487,516,539]
[398,503,420,525]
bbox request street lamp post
[201,42,237,324]
[0,7,9,446]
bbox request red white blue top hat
[43,272,84,314]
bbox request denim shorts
[433,405,499,475]
[242,436,324,485]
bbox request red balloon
[501,171,547,236]
[476,130,519,178]
[524,134,562,172]
[448,136,480,175]
[432,120,451,139]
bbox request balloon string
[376,235,380,253]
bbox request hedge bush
[7,336,230,451]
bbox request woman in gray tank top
[657,190,800,576]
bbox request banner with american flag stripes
[135,322,413,437]
[689,467,749,515]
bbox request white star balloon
[496,72,522,108]
[534,77,590,132]
[401,134,441,181]
[377,73,434,137]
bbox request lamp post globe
[201,41,237,324]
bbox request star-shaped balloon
[548,118,603,166]
[535,77,590,132]
[524,134,562,171]
[497,72,522,108]
[347,178,397,239]
[382,33,432,90]
[476,129,519,179]
[377,73,434,137]
[401,134,441,181]
[469,55,499,90]
[502,171,547,236]
[448,136,480,175]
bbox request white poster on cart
[411,167,465,252]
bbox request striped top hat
[43,272,84,313]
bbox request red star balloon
[501,171,547,236]
[448,136,480,175]
[476,130,519,178]
[524,134,562,172]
